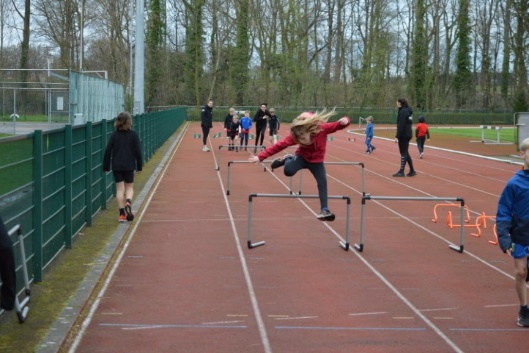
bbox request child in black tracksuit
[228,115,241,151]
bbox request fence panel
[0,108,186,305]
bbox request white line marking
[213,143,273,353]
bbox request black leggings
[254,125,266,146]
[284,155,328,210]
[397,137,414,172]
[201,125,211,145]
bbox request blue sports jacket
[496,169,529,251]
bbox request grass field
[430,126,516,143]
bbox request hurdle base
[248,240,266,249]
[449,244,464,253]
[339,241,350,251]
[16,296,30,323]
[354,243,363,252]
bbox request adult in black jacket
[393,98,416,177]
[253,103,269,152]
[201,99,214,152]
[103,112,143,222]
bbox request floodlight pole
[134,0,145,114]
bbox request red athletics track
[62,121,527,353]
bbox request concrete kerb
[37,123,189,353]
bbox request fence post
[85,122,93,226]
[33,130,43,282]
[101,120,108,210]
[64,125,73,248]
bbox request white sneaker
[419,152,423,159]
[202,146,210,152]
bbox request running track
[59,121,526,353]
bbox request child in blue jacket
[496,137,529,327]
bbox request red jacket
[258,118,350,163]
[415,122,430,138]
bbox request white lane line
[212,145,273,353]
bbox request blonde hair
[115,111,132,131]
[520,137,529,151]
[290,108,336,144]
[229,107,235,113]
[366,116,373,122]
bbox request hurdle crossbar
[247,193,352,250]
[215,145,265,171]
[227,160,365,196]
[356,195,466,253]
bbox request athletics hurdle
[225,160,298,195]
[6,225,31,322]
[247,193,352,250]
[215,145,265,171]
[355,196,466,253]
[226,160,366,196]
[477,125,511,145]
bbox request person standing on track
[103,112,143,223]
[201,99,214,152]
[248,108,350,221]
[224,107,236,139]
[268,107,280,144]
[364,116,376,154]
[253,103,269,153]
[496,137,529,327]
[239,110,252,151]
[393,97,416,177]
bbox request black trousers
[284,155,328,210]
[397,137,414,172]
[0,215,16,311]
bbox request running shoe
[118,214,127,223]
[517,306,529,327]
[125,201,134,221]
[317,209,335,222]
[270,154,293,170]
[393,171,405,177]
[407,171,417,177]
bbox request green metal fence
[0,108,186,295]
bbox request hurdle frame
[355,195,466,253]
[247,193,352,250]
[226,160,365,196]
[5,224,31,323]
[215,144,265,171]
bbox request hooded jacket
[396,106,413,139]
[257,118,350,163]
[496,169,529,251]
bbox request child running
[364,116,376,154]
[249,109,350,221]
[415,115,430,158]
[239,111,253,151]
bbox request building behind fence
[1,69,124,125]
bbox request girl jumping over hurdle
[248,108,350,221]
